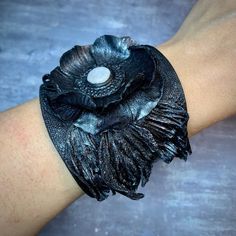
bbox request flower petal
[91,46,158,110]
[55,91,96,109]
[49,100,81,121]
[43,67,74,93]
[90,35,137,65]
[60,45,95,76]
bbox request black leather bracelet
[39,35,191,201]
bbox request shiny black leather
[39,35,191,201]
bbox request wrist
[157,42,197,136]
[156,40,229,137]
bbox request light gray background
[0,1,236,236]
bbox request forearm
[1,1,236,234]
[0,39,235,235]
[0,100,83,235]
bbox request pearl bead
[87,66,111,84]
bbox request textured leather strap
[39,35,191,201]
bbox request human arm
[1,1,236,235]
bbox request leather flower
[43,35,160,122]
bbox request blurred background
[0,0,236,235]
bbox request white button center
[87,66,111,84]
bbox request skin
[0,0,236,235]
